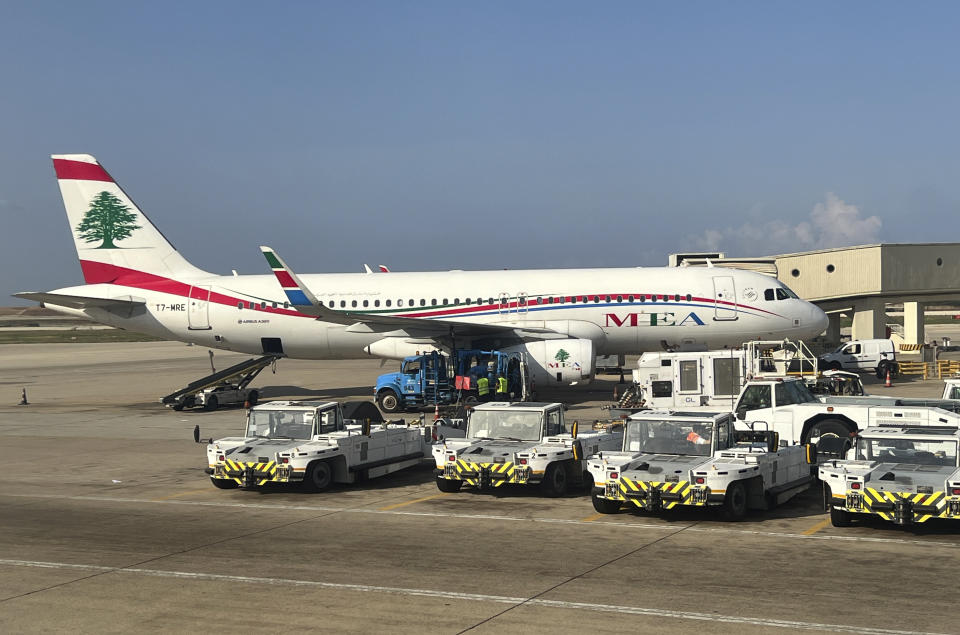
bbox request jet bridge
[161,354,279,409]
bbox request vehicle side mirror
[571,420,579,439]
[193,425,199,443]
[736,409,746,421]
[805,443,818,464]
[361,419,371,436]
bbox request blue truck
[374,349,531,413]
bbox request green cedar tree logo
[75,191,142,249]
[554,349,570,363]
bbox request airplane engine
[503,338,595,386]
[364,338,440,360]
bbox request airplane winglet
[260,246,325,315]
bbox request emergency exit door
[712,276,738,321]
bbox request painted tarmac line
[3,492,959,549]
[580,512,606,522]
[378,493,448,511]
[801,516,833,536]
[0,558,944,635]
[150,488,215,502]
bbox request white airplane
[16,154,828,387]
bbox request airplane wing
[13,292,146,310]
[259,246,561,341]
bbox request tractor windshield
[856,437,958,467]
[624,419,714,456]
[467,410,542,441]
[246,409,314,440]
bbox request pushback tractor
[433,402,623,496]
[587,410,816,520]
[819,424,960,527]
[204,400,459,491]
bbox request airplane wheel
[203,395,219,411]
[210,478,238,489]
[436,477,463,492]
[377,390,401,413]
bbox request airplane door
[188,285,212,330]
[712,276,738,321]
[517,292,528,315]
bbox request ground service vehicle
[820,424,960,527]
[433,402,623,496]
[819,339,898,378]
[734,377,960,456]
[587,411,815,519]
[943,379,960,400]
[205,400,454,490]
[375,349,529,413]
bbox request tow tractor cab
[943,379,960,400]
[433,402,623,496]
[206,400,439,491]
[819,424,960,528]
[587,411,816,520]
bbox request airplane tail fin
[51,154,209,284]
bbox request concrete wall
[881,244,960,295]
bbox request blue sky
[2,2,959,302]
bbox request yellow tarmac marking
[378,493,448,511]
[581,513,605,522]
[151,488,212,502]
[801,516,832,535]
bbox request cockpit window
[764,289,775,301]
[775,288,789,300]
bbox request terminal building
[672,244,960,347]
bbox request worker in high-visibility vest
[496,375,508,398]
[477,376,490,400]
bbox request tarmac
[1,341,959,634]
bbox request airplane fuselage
[48,265,826,359]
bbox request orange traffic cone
[613,386,619,400]
[884,368,893,388]
[434,403,440,421]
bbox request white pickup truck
[205,400,459,491]
[733,377,960,457]
[433,402,623,496]
[587,411,815,520]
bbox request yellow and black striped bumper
[602,477,705,510]
[213,459,289,487]
[838,489,960,524]
[442,460,528,488]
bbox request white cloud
[690,193,882,256]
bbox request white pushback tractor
[587,410,816,520]
[433,402,623,496]
[203,400,460,491]
[819,423,960,527]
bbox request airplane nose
[809,303,828,336]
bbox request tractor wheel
[722,481,748,521]
[203,395,219,411]
[541,463,569,497]
[592,493,622,514]
[831,505,853,527]
[210,478,238,489]
[303,460,333,492]
[808,419,853,459]
[247,390,259,406]
[436,477,463,493]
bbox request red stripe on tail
[53,159,114,182]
